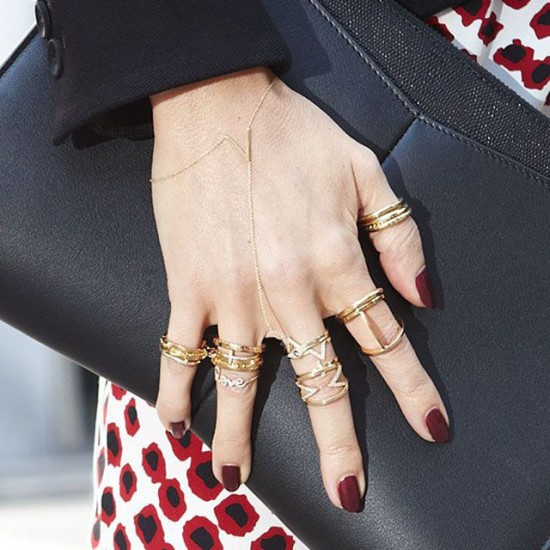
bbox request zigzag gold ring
[295,357,349,406]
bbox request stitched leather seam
[307,0,550,187]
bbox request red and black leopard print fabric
[89,4,548,549]
[427,0,549,115]
[91,378,304,549]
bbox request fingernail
[415,267,436,308]
[222,465,241,492]
[425,408,450,443]
[338,475,362,513]
[170,422,185,439]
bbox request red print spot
[186,451,223,502]
[111,384,127,400]
[165,427,202,462]
[134,505,174,550]
[501,0,530,8]
[142,443,166,484]
[100,487,116,527]
[455,0,490,26]
[494,39,550,90]
[107,423,122,467]
[251,526,296,550]
[119,463,137,502]
[113,524,131,550]
[214,494,259,536]
[531,3,550,40]
[124,398,140,436]
[477,11,503,45]
[182,516,222,550]
[158,478,187,521]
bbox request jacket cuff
[43,0,291,146]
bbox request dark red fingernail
[170,422,185,439]
[338,475,362,513]
[222,465,241,492]
[415,267,436,308]
[425,408,449,443]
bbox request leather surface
[1,1,549,549]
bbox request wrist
[149,66,275,136]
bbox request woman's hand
[149,66,448,512]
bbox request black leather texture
[1,1,549,548]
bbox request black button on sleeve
[47,38,63,78]
[35,1,52,39]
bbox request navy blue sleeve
[38,0,291,147]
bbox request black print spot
[122,471,134,493]
[137,514,158,544]
[127,405,137,425]
[101,491,115,516]
[226,503,248,528]
[167,486,180,507]
[532,63,550,85]
[145,451,159,471]
[501,43,526,63]
[196,461,218,489]
[261,534,287,550]
[190,527,214,550]
[462,0,483,16]
[107,429,120,457]
[114,528,128,550]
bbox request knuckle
[213,433,251,450]
[262,251,310,290]
[219,261,256,291]
[321,439,361,461]
[399,373,433,400]
[317,231,363,273]
[156,397,189,422]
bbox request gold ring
[335,288,385,324]
[295,357,349,406]
[359,317,405,356]
[284,329,331,360]
[213,337,265,355]
[359,198,412,232]
[214,365,259,391]
[159,334,208,366]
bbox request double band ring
[159,334,208,367]
[359,198,412,232]
[335,288,385,324]
[336,290,406,357]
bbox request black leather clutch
[1,0,549,548]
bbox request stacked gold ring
[159,334,208,367]
[335,288,385,323]
[359,198,412,232]
[210,337,265,392]
[335,289,406,356]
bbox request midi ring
[359,198,412,232]
[159,334,208,367]
[284,329,331,360]
[213,336,265,355]
[335,288,385,324]
[359,316,406,356]
[214,365,259,392]
[295,357,349,406]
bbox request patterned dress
[90,3,549,549]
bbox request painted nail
[338,475,362,513]
[170,422,185,439]
[425,408,450,443]
[222,465,241,492]
[415,267,436,308]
